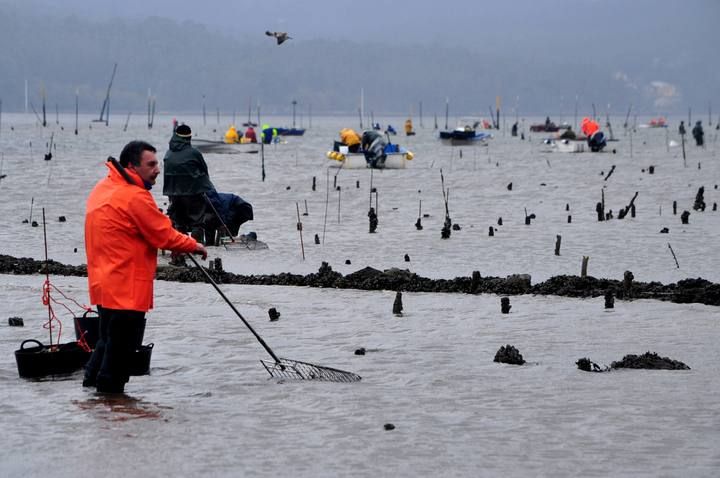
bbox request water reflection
[72,395,171,422]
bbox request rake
[186,253,361,383]
[106,156,359,383]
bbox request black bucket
[130,343,154,376]
[73,310,152,376]
[14,339,91,378]
[74,309,100,348]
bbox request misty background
[1,0,718,118]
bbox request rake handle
[108,156,281,366]
[186,253,281,364]
[203,192,235,243]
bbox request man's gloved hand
[193,243,208,260]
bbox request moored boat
[193,139,260,154]
[326,144,415,169]
[276,127,305,136]
[438,128,492,146]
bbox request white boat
[192,139,260,154]
[542,138,586,153]
[555,139,585,153]
[326,146,415,169]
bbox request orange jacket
[581,117,599,137]
[85,163,199,311]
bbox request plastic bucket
[15,339,91,378]
[130,343,154,376]
[74,310,100,348]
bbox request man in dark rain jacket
[361,130,389,169]
[163,124,216,242]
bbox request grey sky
[26,0,718,48]
[5,0,719,115]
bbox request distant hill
[1,3,717,117]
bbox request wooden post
[500,297,511,314]
[471,271,481,293]
[581,256,589,277]
[393,291,403,316]
[296,202,305,260]
[554,235,561,256]
[681,132,686,167]
[604,291,614,309]
[623,271,634,298]
[668,243,680,268]
[337,186,341,224]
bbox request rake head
[261,358,361,383]
[219,235,269,250]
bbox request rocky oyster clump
[610,352,690,370]
[494,345,525,365]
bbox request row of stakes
[307,175,717,241]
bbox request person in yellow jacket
[337,128,361,152]
[404,118,415,136]
[83,140,207,394]
[224,125,240,143]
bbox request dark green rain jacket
[163,133,215,196]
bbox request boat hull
[438,130,490,146]
[193,139,260,154]
[277,128,305,136]
[328,153,409,169]
[555,139,586,153]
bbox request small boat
[439,128,492,146]
[639,117,668,128]
[541,138,586,153]
[326,144,415,169]
[276,127,305,136]
[530,121,572,133]
[554,139,586,153]
[192,139,260,154]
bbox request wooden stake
[337,186,341,224]
[668,243,679,268]
[322,168,329,244]
[296,202,305,260]
[581,256,589,277]
[554,235,561,256]
[261,141,266,182]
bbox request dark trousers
[84,306,146,393]
[168,194,209,233]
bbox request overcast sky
[5,0,718,114]
[24,0,719,48]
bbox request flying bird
[265,31,292,45]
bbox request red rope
[42,279,63,345]
[41,279,93,348]
[74,318,93,352]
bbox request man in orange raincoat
[581,117,606,152]
[84,140,207,393]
